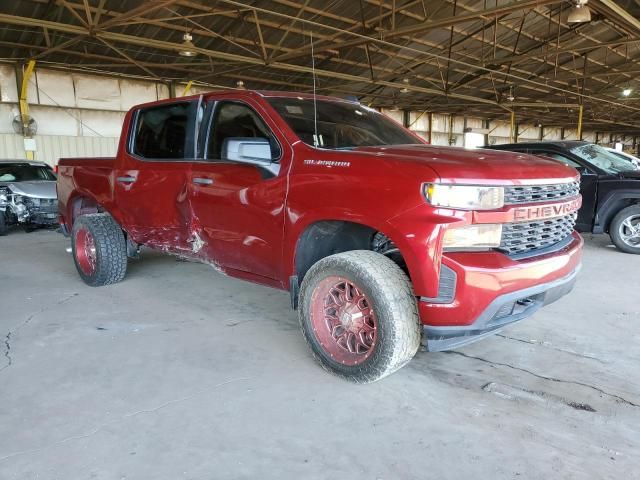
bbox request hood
[620,170,640,180]
[352,144,579,185]
[2,180,57,199]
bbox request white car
[605,148,640,169]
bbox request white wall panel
[121,79,158,110]
[157,83,170,100]
[0,104,18,134]
[31,105,79,136]
[431,132,451,146]
[380,108,403,124]
[0,65,18,102]
[518,124,541,140]
[0,134,25,158]
[465,117,484,129]
[543,127,562,140]
[36,70,76,107]
[452,116,465,134]
[79,110,124,137]
[432,114,449,133]
[409,111,428,131]
[74,75,121,110]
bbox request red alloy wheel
[310,276,378,366]
[75,227,97,276]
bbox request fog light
[443,224,503,250]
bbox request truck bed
[57,157,117,233]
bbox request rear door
[115,99,201,252]
[188,99,288,280]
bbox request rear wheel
[0,212,7,236]
[72,213,127,286]
[610,205,640,254]
[298,250,421,383]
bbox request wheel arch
[289,217,415,286]
[596,191,640,233]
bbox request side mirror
[222,137,272,165]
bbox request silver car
[0,160,58,235]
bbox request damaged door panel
[114,100,198,252]
[188,99,288,279]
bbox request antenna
[310,30,319,147]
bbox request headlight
[443,224,503,250]
[424,184,504,210]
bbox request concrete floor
[0,229,638,480]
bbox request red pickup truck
[57,90,583,382]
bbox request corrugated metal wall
[0,134,118,163]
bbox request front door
[188,100,287,280]
[115,100,199,252]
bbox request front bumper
[419,232,584,351]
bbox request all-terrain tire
[71,213,127,286]
[0,212,7,236]
[298,250,421,383]
[609,205,640,254]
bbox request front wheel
[298,250,421,383]
[71,213,128,286]
[610,205,640,254]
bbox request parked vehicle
[57,91,583,382]
[487,141,640,254]
[605,147,640,169]
[0,160,58,236]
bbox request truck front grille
[499,213,577,256]
[504,181,580,205]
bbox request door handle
[117,176,136,184]
[192,177,214,186]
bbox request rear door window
[132,102,193,160]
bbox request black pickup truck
[488,141,640,254]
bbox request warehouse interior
[1,1,639,479]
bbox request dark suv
[487,141,640,254]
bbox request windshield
[0,164,56,182]
[609,150,640,168]
[268,98,423,149]
[570,144,637,174]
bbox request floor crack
[495,333,607,364]
[446,350,639,408]
[0,332,11,373]
[0,293,78,374]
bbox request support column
[577,104,584,140]
[18,60,36,160]
[509,110,517,143]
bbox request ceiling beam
[270,0,560,62]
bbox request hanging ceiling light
[179,33,198,57]
[506,85,516,102]
[400,78,410,94]
[236,80,245,89]
[623,87,633,97]
[567,0,591,24]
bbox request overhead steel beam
[270,0,560,62]
[0,13,499,106]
